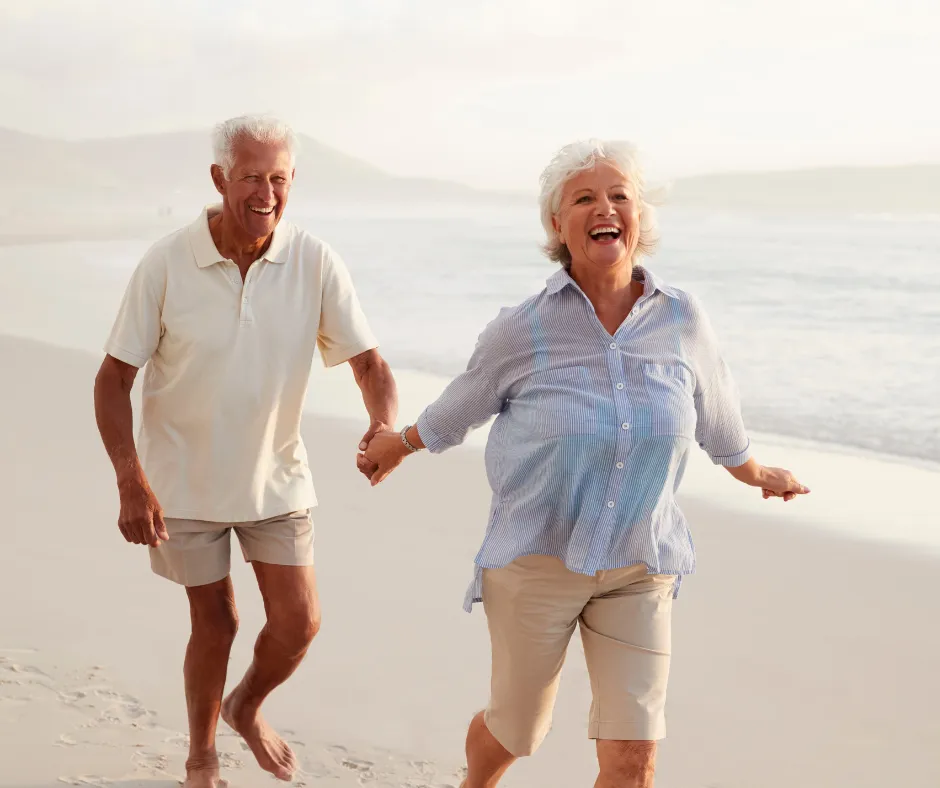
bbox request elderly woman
[360,140,809,788]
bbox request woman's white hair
[538,139,660,268]
[212,114,298,179]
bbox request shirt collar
[189,203,289,268]
[546,264,680,300]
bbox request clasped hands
[356,423,411,486]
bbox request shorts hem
[588,719,666,742]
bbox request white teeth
[249,206,273,214]
[590,226,620,237]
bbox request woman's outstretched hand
[358,429,409,486]
[758,465,811,502]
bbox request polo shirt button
[607,501,615,508]
[621,422,630,430]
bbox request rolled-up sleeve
[694,357,751,466]
[690,297,751,467]
[415,329,505,454]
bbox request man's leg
[184,576,239,788]
[222,563,319,781]
[595,740,657,788]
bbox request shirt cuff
[414,412,452,454]
[103,341,149,368]
[707,439,751,467]
[319,335,378,368]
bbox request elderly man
[93,115,397,788]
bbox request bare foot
[221,685,297,781]
[183,753,228,788]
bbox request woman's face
[552,160,640,273]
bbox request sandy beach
[0,334,937,787]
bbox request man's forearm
[94,365,145,486]
[351,350,399,428]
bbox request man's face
[212,136,294,241]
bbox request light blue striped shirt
[414,266,751,611]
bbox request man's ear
[210,164,226,196]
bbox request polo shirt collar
[189,204,289,268]
[546,264,680,300]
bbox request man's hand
[117,476,169,547]
[356,420,390,480]
[358,429,410,486]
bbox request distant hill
[0,127,509,242]
[666,164,940,215]
[1,127,937,243]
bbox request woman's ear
[551,215,564,245]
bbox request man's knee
[267,604,320,655]
[187,582,239,647]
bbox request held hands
[356,426,411,486]
[117,475,169,547]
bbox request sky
[0,0,937,190]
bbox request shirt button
[609,342,618,350]
[242,297,248,303]
[616,462,624,469]
[616,383,624,390]
[607,501,615,508]
[621,422,630,430]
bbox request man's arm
[348,348,399,451]
[94,355,168,546]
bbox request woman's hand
[358,429,410,486]
[758,465,810,502]
[725,458,810,502]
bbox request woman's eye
[575,195,592,204]
[613,193,629,201]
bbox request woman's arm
[724,456,810,502]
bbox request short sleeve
[317,246,378,367]
[104,254,165,368]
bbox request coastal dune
[1,335,938,787]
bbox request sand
[1,334,938,787]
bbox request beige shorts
[482,555,675,756]
[150,509,314,587]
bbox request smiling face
[211,135,294,243]
[551,159,640,273]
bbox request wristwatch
[400,424,422,453]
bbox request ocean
[2,202,938,466]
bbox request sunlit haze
[1,0,937,190]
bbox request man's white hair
[212,114,298,179]
[538,139,660,268]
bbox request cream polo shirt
[105,205,378,522]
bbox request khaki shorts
[482,555,674,756]
[150,509,314,587]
